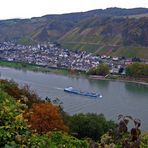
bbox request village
[0,41,147,74]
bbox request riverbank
[0,60,83,76]
[0,60,148,86]
[89,75,148,86]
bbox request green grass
[0,61,29,68]
[0,60,85,76]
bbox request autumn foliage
[0,80,41,107]
[23,103,68,134]
[0,80,21,99]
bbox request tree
[96,64,110,76]
[23,103,68,134]
[126,63,148,78]
[68,113,115,141]
[87,64,109,76]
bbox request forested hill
[0,7,148,57]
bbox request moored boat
[64,87,102,98]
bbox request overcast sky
[0,0,148,20]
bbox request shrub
[0,80,41,107]
[50,132,89,148]
[0,91,28,147]
[87,64,109,76]
[141,132,148,148]
[126,63,148,78]
[0,79,21,99]
[23,103,68,134]
[68,113,115,141]
[99,115,141,147]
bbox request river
[0,66,148,131]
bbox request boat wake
[54,87,63,90]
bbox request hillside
[0,7,148,57]
[60,16,148,58]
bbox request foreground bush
[68,113,116,141]
[0,79,22,99]
[99,115,142,147]
[26,132,88,148]
[141,132,148,148]
[0,91,28,147]
[0,79,41,107]
[23,103,69,134]
[49,132,88,148]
